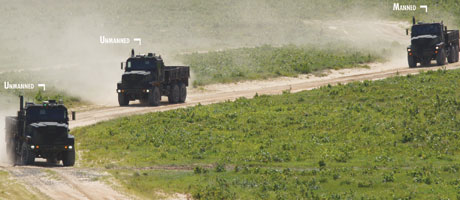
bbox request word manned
[393,3,416,11]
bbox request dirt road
[69,62,460,129]
[1,163,132,200]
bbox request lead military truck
[5,96,75,166]
[407,17,459,67]
[117,49,190,106]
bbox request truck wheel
[179,83,187,103]
[20,143,34,165]
[436,48,447,66]
[118,93,129,106]
[148,86,161,106]
[448,46,455,63]
[408,55,417,68]
[168,84,180,104]
[62,150,75,166]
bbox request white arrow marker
[133,38,142,45]
[420,5,428,13]
[38,84,46,91]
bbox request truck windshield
[412,24,441,36]
[126,58,154,71]
[26,107,68,122]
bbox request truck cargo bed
[164,66,190,84]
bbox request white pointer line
[38,84,46,91]
[420,5,428,13]
[133,38,142,45]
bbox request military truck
[5,96,75,166]
[407,17,459,68]
[117,49,190,106]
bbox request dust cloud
[0,96,20,165]
[0,0,444,105]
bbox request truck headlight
[435,46,439,50]
[117,89,121,93]
[407,49,411,52]
[146,89,150,93]
[30,145,35,149]
[69,145,73,149]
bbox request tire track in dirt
[69,63,460,129]
[1,164,133,200]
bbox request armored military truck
[5,96,75,166]
[407,17,459,67]
[117,49,190,106]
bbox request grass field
[73,68,460,199]
[180,45,383,86]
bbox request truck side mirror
[71,111,76,120]
[406,29,409,36]
[121,62,124,70]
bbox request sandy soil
[1,162,135,200]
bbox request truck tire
[448,46,455,63]
[408,55,417,68]
[20,143,34,165]
[62,150,75,166]
[118,93,129,106]
[148,86,161,106]
[168,84,180,104]
[179,83,187,103]
[436,48,447,66]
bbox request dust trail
[0,0,449,105]
[0,96,20,165]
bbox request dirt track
[69,62,460,129]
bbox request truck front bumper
[29,144,74,152]
[116,88,150,94]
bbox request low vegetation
[74,68,460,199]
[180,45,383,86]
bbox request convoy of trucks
[3,17,460,167]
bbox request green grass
[180,44,383,86]
[73,68,460,198]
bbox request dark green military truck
[117,49,190,106]
[407,17,459,67]
[5,96,75,166]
